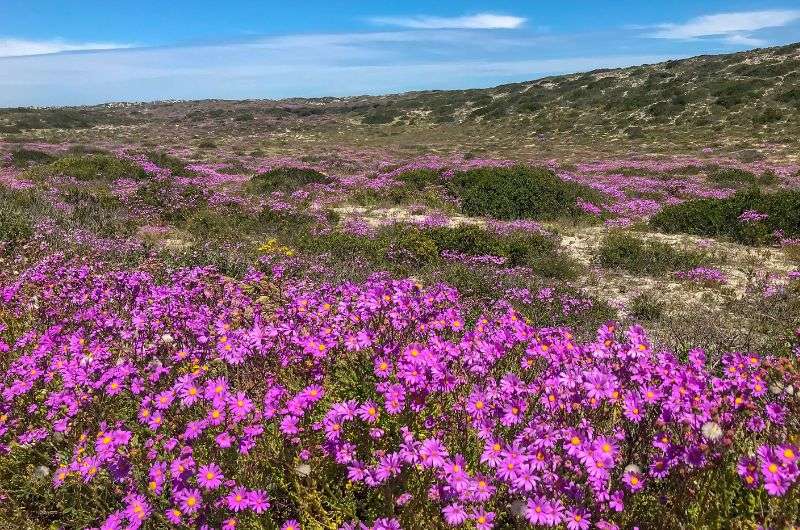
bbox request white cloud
[650,10,800,41]
[722,33,766,46]
[369,13,526,30]
[0,37,132,57]
[0,27,667,107]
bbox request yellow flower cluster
[258,238,295,257]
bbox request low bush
[394,169,441,190]
[650,188,800,245]
[58,188,135,237]
[8,148,54,168]
[427,225,556,267]
[629,292,667,321]
[248,167,331,194]
[29,154,148,182]
[447,165,604,221]
[597,232,709,275]
[145,151,196,177]
[298,224,561,275]
[0,189,35,250]
[707,168,757,187]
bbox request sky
[1,1,800,107]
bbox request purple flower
[442,503,468,526]
[197,463,223,489]
[175,488,202,514]
[247,489,270,513]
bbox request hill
[1,42,799,160]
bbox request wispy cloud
[369,13,526,30]
[0,37,133,57]
[649,9,800,43]
[0,29,666,107]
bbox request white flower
[161,333,174,344]
[624,463,642,474]
[701,421,723,441]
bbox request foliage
[0,260,798,530]
[8,148,54,168]
[0,189,35,251]
[28,154,149,182]
[650,188,800,245]
[597,232,710,275]
[447,166,604,221]
[248,167,331,194]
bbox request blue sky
[1,1,799,106]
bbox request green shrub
[197,139,217,149]
[30,154,148,182]
[707,168,758,187]
[297,224,560,274]
[650,188,800,245]
[384,226,440,268]
[753,107,783,125]
[145,151,196,177]
[181,207,258,239]
[629,292,666,321]
[394,169,440,190]
[9,148,54,168]
[248,167,330,194]
[426,225,556,267]
[709,80,761,108]
[529,252,584,280]
[0,197,34,250]
[597,232,709,275]
[58,188,135,237]
[447,165,603,221]
[361,109,400,124]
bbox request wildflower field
[2,44,800,530]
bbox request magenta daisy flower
[566,508,591,530]
[247,489,270,513]
[226,486,249,511]
[175,488,202,514]
[443,503,468,526]
[623,471,644,492]
[197,463,223,489]
[165,507,183,524]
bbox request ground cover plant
[2,42,800,529]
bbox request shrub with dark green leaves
[426,224,556,267]
[707,168,757,187]
[597,232,709,275]
[145,151,196,177]
[650,188,800,245]
[9,148,54,168]
[0,200,34,250]
[30,155,148,182]
[447,166,604,221]
[297,224,563,276]
[629,292,667,321]
[394,169,440,190]
[248,167,331,194]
